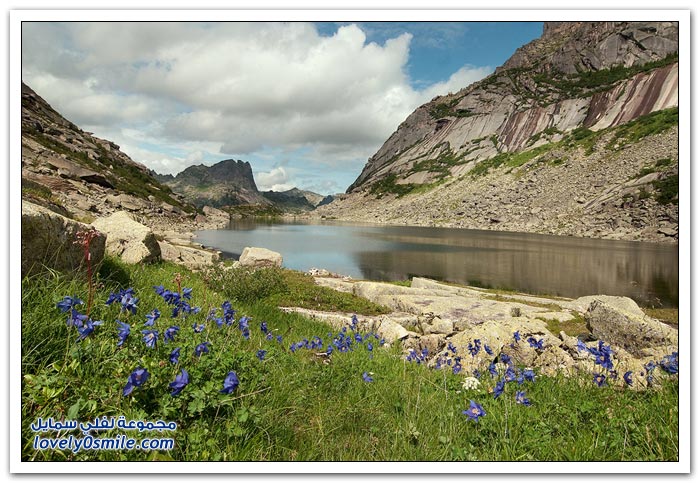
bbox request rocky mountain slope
[154,159,270,209]
[318,22,679,243]
[262,187,331,212]
[21,82,206,228]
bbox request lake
[195,220,679,308]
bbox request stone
[584,300,678,357]
[566,295,647,317]
[417,334,446,358]
[510,307,522,317]
[658,226,678,237]
[159,240,220,270]
[92,211,161,264]
[238,246,283,268]
[21,201,106,277]
[313,277,355,294]
[421,317,454,335]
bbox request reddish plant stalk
[75,228,99,317]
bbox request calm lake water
[195,220,679,308]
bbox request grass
[537,313,589,338]
[21,259,679,462]
[207,266,390,316]
[642,308,679,327]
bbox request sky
[21,21,543,195]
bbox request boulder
[566,295,646,316]
[21,201,106,277]
[92,211,161,264]
[584,300,678,357]
[238,246,283,268]
[159,240,220,270]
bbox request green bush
[210,265,288,304]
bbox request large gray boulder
[92,211,161,264]
[585,300,678,357]
[22,201,106,277]
[238,246,283,268]
[159,240,220,270]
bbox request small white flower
[462,376,481,390]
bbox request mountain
[261,187,329,212]
[317,22,679,242]
[154,159,269,209]
[21,82,196,222]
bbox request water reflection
[195,220,678,307]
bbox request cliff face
[157,159,270,209]
[347,21,678,193]
[318,22,679,243]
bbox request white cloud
[21,21,493,189]
[255,167,293,192]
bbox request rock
[417,334,446,358]
[566,295,647,317]
[314,277,355,294]
[421,317,454,335]
[510,307,522,317]
[375,317,413,344]
[21,201,106,277]
[584,300,678,357]
[535,345,576,377]
[92,211,161,264]
[658,226,678,237]
[238,246,283,268]
[159,240,220,270]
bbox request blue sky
[22,21,542,194]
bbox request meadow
[21,257,679,462]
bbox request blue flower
[66,308,88,327]
[462,400,486,422]
[452,362,462,375]
[123,367,149,396]
[522,368,536,382]
[256,350,267,361]
[220,371,240,394]
[116,320,130,347]
[326,345,333,355]
[623,371,633,386]
[56,295,83,313]
[504,367,516,383]
[194,342,211,357]
[447,342,457,354]
[169,347,181,365]
[576,340,589,353]
[192,322,205,333]
[367,342,373,352]
[493,380,505,399]
[107,288,138,314]
[488,362,498,378]
[164,326,180,342]
[513,331,521,343]
[515,390,531,406]
[362,372,374,383]
[659,352,678,374]
[527,337,544,350]
[484,344,493,356]
[142,329,158,349]
[260,321,268,333]
[169,369,189,397]
[182,287,193,300]
[76,319,103,341]
[153,285,166,296]
[276,335,283,344]
[593,373,606,387]
[499,353,512,365]
[144,308,161,326]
